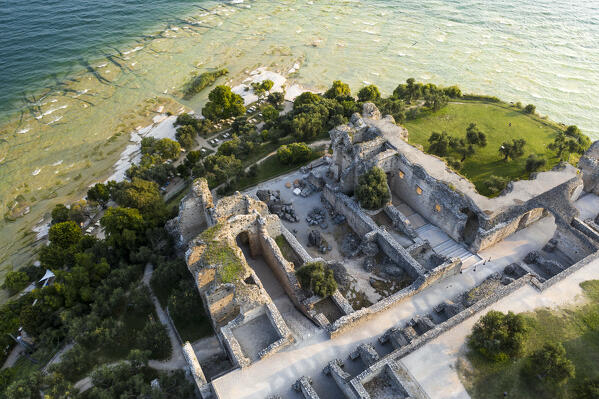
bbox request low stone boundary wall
[572,217,599,243]
[375,230,426,279]
[322,185,378,237]
[293,376,321,399]
[384,204,417,238]
[182,341,212,399]
[281,225,313,264]
[419,258,462,290]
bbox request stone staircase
[416,224,481,268]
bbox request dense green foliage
[524,104,536,114]
[525,343,575,386]
[86,184,110,207]
[357,85,381,102]
[525,154,547,173]
[427,123,487,166]
[2,271,29,296]
[499,138,527,161]
[463,282,599,398]
[251,79,274,95]
[202,85,246,121]
[183,68,228,98]
[355,167,391,210]
[174,113,215,137]
[295,262,337,298]
[277,142,312,165]
[549,125,591,161]
[324,80,351,99]
[175,124,196,149]
[468,310,529,362]
[126,138,180,185]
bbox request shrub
[443,85,462,98]
[183,68,228,98]
[295,262,337,297]
[355,166,390,210]
[468,310,528,362]
[262,105,279,123]
[324,80,351,99]
[524,343,575,386]
[525,154,547,173]
[358,85,381,102]
[524,104,536,114]
[2,271,30,295]
[267,92,285,109]
[483,175,508,196]
[277,142,312,165]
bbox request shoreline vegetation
[182,68,229,99]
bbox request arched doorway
[461,208,479,246]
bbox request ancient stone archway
[460,208,479,246]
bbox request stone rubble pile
[321,195,347,225]
[306,207,327,228]
[256,189,299,223]
[340,233,361,257]
[308,230,331,253]
[292,178,318,198]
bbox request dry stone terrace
[166,103,599,399]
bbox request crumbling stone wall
[258,226,311,315]
[578,141,599,195]
[322,186,378,236]
[167,178,215,250]
[375,230,425,280]
[330,104,589,253]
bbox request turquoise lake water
[0,0,598,272]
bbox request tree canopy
[499,138,527,161]
[325,80,351,99]
[468,310,528,362]
[525,342,575,386]
[202,85,246,121]
[358,85,381,102]
[295,262,337,297]
[355,167,391,210]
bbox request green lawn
[460,280,599,398]
[231,148,324,193]
[403,101,565,196]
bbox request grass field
[403,101,566,196]
[460,280,599,398]
[231,147,324,193]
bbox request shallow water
[0,0,598,274]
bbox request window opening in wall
[435,204,441,212]
[416,186,423,195]
[399,170,405,179]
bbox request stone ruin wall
[329,104,596,254]
[578,141,599,195]
[386,156,471,244]
[322,185,378,237]
[257,225,311,315]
